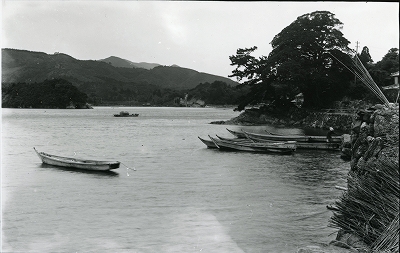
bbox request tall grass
[371,213,399,253]
[330,156,399,249]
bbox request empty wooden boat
[34,147,120,171]
[199,136,254,149]
[216,135,254,143]
[209,136,296,154]
[198,136,218,149]
[264,130,342,143]
[244,132,341,150]
[242,130,342,143]
[226,128,247,138]
[294,142,341,150]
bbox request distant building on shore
[382,71,399,103]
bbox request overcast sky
[2,1,399,79]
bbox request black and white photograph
[1,1,399,252]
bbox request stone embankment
[329,104,399,252]
[297,104,399,253]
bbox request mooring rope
[120,162,136,171]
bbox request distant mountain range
[99,56,162,70]
[2,48,238,90]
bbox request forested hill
[1,48,238,90]
[99,56,161,70]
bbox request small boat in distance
[114,111,139,117]
[34,147,120,171]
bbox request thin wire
[315,42,390,106]
[351,55,390,105]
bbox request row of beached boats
[198,128,342,154]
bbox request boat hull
[34,148,120,171]
[226,128,247,138]
[243,131,342,144]
[216,135,254,143]
[209,136,296,154]
[114,114,139,117]
[199,136,256,149]
[198,136,218,148]
[245,133,341,150]
[295,142,340,150]
[264,130,342,143]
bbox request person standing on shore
[326,127,336,142]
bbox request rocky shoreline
[210,107,355,132]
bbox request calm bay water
[2,107,349,253]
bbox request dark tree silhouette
[230,11,354,110]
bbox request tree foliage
[2,79,88,108]
[230,11,355,110]
[370,48,399,87]
[359,46,373,66]
[187,81,247,105]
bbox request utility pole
[355,41,360,54]
[354,41,360,84]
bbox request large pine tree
[230,11,355,110]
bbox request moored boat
[114,111,139,117]
[209,136,296,154]
[198,136,218,149]
[216,135,254,143]
[242,130,342,143]
[264,130,342,143]
[295,142,341,150]
[244,132,341,150]
[226,128,247,138]
[34,147,120,171]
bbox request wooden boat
[218,134,287,144]
[209,136,296,154]
[265,130,343,143]
[243,132,341,150]
[114,111,139,117]
[199,135,254,149]
[242,130,342,143]
[34,147,120,171]
[198,136,218,149]
[226,128,247,138]
[216,135,253,143]
[295,142,341,150]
